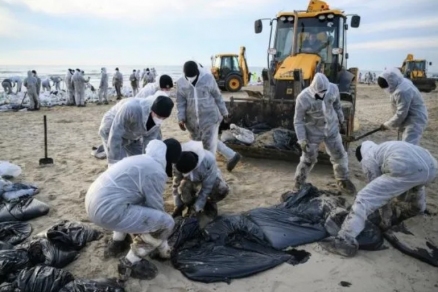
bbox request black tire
[225,75,243,92]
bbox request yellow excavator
[211,46,250,92]
[223,0,361,163]
[400,54,435,92]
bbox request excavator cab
[211,47,250,92]
[223,0,361,163]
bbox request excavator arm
[238,46,250,86]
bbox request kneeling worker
[320,140,437,257]
[172,140,229,217]
[85,139,182,280]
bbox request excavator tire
[225,75,243,92]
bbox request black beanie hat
[176,151,199,174]
[183,61,199,77]
[151,96,174,118]
[159,75,173,89]
[163,138,182,177]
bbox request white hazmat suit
[65,70,75,105]
[72,71,89,106]
[9,76,22,93]
[50,76,62,91]
[85,139,178,279]
[98,68,109,104]
[41,79,51,92]
[380,68,428,145]
[24,71,40,110]
[176,63,229,155]
[293,73,355,194]
[321,140,437,257]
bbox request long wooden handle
[44,115,48,158]
[354,127,381,141]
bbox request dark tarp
[170,184,383,283]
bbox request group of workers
[83,61,434,279]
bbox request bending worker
[85,139,182,280]
[50,76,62,91]
[320,140,437,257]
[9,76,22,94]
[172,140,230,217]
[293,73,356,195]
[99,92,174,167]
[378,67,428,145]
[176,61,241,171]
[2,79,13,94]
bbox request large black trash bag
[13,266,74,292]
[0,249,30,281]
[272,129,299,151]
[0,241,14,250]
[0,197,50,222]
[1,182,39,202]
[384,216,438,267]
[60,278,125,292]
[0,222,32,245]
[170,217,308,284]
[247,207,327,250]
[27,238,79,268]
[0,282,13,292]
[45,220,102,250]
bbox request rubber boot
[104,239,130,259]
[118,257,158,281]
[337,179,357,195]
[319,236,358,257]
[227,153,241,172]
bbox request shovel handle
[353,127,382,141]
[44,115,48,158]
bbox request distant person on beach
[65,69,75,105]
[378,67,428,145]
[85,139,182,280]
[32,70,41,96]
[136,74,173,98]
[50,76,62,91]
[97,67,109,105]
[136,69,141,86]
[2,79,13,94]
[72,69,90,107]
[41,78,51,92]
[9,76,22,94]
[130,69,139,96]
[99,93,174,167]
[113,68,123,100]
[24,71,40,110]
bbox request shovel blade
[39,158,54,165]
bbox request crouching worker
[85,139,182,280]
[172,140,229,218]
[320,140,437,257]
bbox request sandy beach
[1,84,438,292]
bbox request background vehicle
[400,54,435,92]
[223,0,361,163]
[211,46,250,92]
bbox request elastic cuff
[126,249,141,264]
[113,232,126,241]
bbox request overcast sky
[1,0,436,71]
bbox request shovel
[342,127,382,143]
[39,115,54,165]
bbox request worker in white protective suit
[136,74,173,98]
[41,78,51,92]
[320,140,437,257]
[113,68,123,100]
[32,70,42,97]
[72,70,90,107]
[50,76,62,91]
[23,71,40,111]
[9,76,22,94]
[85,139,182,280]
[293,73,356,194]
[99,92,174,167]
[97,67,109,105]
[172,140,230,217]
[2,79,12,94]
[378,67,428,145]
[65,69,74,105]
[130,70,139,97]
[176,61,242,171]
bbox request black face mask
[315,93,325,100]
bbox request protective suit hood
[181,140,206,169]
[308,73,329,96]
[145,140,166,169]
[102,67,107,74]
[379,67,404,93]
[360,141,377,162]
[27,71,32,78]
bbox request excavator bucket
[412,78,437,93]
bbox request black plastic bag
[13,266,74,292]
[45,220,102,250]
[0,241,14,250]
[27,238,79,268]
[0,197,50,222]
[60,278,125,292]
[0,222,32,245]
[356,221,384,251]
[247,208,327,250]
[0,282,13,292]
[0,249,30,280]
